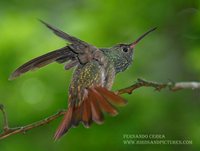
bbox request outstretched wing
[9,20,99,80]
[9,46,77,80]
[39,20,91,51]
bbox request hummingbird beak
[129,27,157,49]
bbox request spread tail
[54,86,127,141]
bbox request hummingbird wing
[39,20,91,49]
[39,20,99,63]
[9,46,77,80]
[9,21,100,80]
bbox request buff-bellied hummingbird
[9,20,156,140]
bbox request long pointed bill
[129,27,157,49]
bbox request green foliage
[0,0,199,150]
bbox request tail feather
[90,88,118,116]
[95,87,127,106]
[88,89,104,124]
[54,86,127,140]
[54,107,73,141]
[82,98,92,128]
[71,105,83,127]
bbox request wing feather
[39,20,90,48]
[10,20,102,80]
[9,46,75,80]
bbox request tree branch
[0,106,66,140]
[0,78,200,140]
[0,104,9,133]
[116,78,200,95]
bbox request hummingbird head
[105,27,157,73]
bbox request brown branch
[116,78,200,95]
[0,106,66,140]
[0,78,200,140]
[0,104,9,132]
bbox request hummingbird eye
[122,47,128,53]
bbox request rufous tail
[54,86,127,141]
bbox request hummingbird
[9,20,156,140]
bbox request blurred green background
[0,0,200,150]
